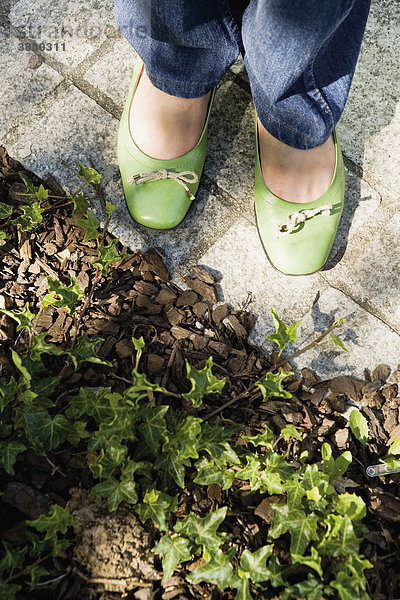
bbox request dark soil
[0,146,399,600]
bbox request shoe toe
[123,178,192,230]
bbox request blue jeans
[114,0,370,149]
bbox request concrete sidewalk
[1,0,399,380]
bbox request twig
[5,554,51,583]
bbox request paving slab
[8,0,115,68]
[322,210,400,334]
[338,0,400,202]
[0,26,63,139]
[8,84,119,192]
[83,37,137,107]
[197,217,327,350]
[292,286,400,380]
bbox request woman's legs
[243,0,371,202]
[114,0,240,158]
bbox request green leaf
[26,564,49,591]
[330,555,372,600]
[292,546,323,577]
[27,504,76,556]
[317,514,361,557]
[388,435,400,455]
[194,456,235,490]
[105,201,118,217]
[78,162,102,184]
[41,276,84,313]
[93,238,130,276]
[269,504,319,557]
[283,574,325,600]
[10,349,31,384]
[71,192,89,216]
[239,545,273,582]
[0,441,26,474]
[12,202,43,231]
[266,306,301,353]
[322,445,352,482]
[0,581,22,599]
[188,547,234,591]
[34,184,48,203]
[349,409,368,446]
[92,474,138,511]
[182,356,226,408]
[281,424,302,441]
[231,575,253,600]
[138,405,169,456]
[255,370,293,402]
[74,211,100,241]
[236,455,263,488]
[88,441,128,479]
[15,405,74,453]
[19,172,37,195]
[152,534,192,580]
[196,419,241,466]
[330,334,349,352]
[285,479,306,510]
[0,302,35,331]
[242,425,274,448]
[136,489,178,531]
[174,506,228,549]
[334,493,366,521]
[0,230,9,244]
[28,332,66,362]
[0,202,13,219]
[0,376,20,411]
[66,333,112,370]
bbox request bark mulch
[0,146,399,600]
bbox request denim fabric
[114,0,370,149]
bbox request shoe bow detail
[127,169,199,201]
[273,203,332,238]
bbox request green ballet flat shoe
[254,112,345,275]
[117,57,214,229]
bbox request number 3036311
[18,42,66,51]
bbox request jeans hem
[145,69,217,98]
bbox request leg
[114,0,241,158]
[243,0,371,202]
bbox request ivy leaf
[242,425,275,448]
[321,444,352,481]
[0,231,9,244]
[281,424,302,441]
[285,479,306,510]
[188,547,235,591]
[255,370,293,402]
[0,581,22,599]
[26,564,49,591]
[317,514,361,557]
[266,306,301,353]
[388,435,400,455]
[269,504,319,557]
[334,493,366,521]
[136,489,178,531]
[182,356,226,408]
[138,405,169,456]
[71,192,89,216]
[349,409,368,446]
[239,545,274,582]
[283,574,325,600]
[194,456,235,490]
[196,419,241,466]
[0,302,35,331]
[292,546,323,577]
[231,575,253,600]
[74,211,100,241]
[28,332,66,362]
[330,334,349,352]
[92,474,138,511]
[14,406,74,453]
[174,507,228,549]
[0,202,13,219]
[105,201,118,217]
[12,202,43,231]
[156,416,202,488]
[34,184,48,204]
[42,276,84,313]
[266,554,286,588]
[0,376,20,411]
[130,369,169,398]
[66,333,112,370]
[77,162,102,184]
[88,441,128,479]
[10,349,31,385]
[152,534,192,580]
[26,504,76,556]
[236,455,263,489]
[0,440,26,474]
[330,554,372,600]
[93,238,130,276]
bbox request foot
[129,68,211,160]
[258,118,336,204]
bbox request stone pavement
[1,0,399,380]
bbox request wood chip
[184,276,218,303]
[189,265,216,284]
